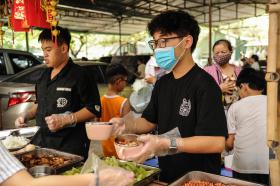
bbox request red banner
[25,0,50,28]
[10,0,51,32]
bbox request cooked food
[116,135,141,147]
[182,180,232,186]
[2,136,29,150]
[18,153,71,168]
[116,138,140,147]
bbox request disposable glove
[110,117,126,136]
[45,112,77,132]
[110,112,139,135]
[90,167,134,186]
[121,134,170,163]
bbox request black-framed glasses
[148,36,184,50]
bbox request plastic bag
[130,79,153,113]
[80,153,109,174]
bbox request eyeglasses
[121,77,128,82]
[148,36,184,50]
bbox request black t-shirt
[142,64,227,183]
[33,59,101,157]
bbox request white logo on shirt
[56,87,71,92]
[57,97,68,108]
[95,105,100,112]
[179,98,191,116]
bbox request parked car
[0,61,132,130]
[0,49,43,81]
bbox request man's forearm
[74,107,96,124]
[177,136,225,153]
[124,117,155,134]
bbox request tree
[70,34,87,58]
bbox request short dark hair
[106,63,128,84]
[38,26,71,48]
[236,68,266,92]
[213,39,233,52]
[251,54,259,62]
[147,10,200,53]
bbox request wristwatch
[169,137,178,154]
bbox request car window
[5,67,45,84]
[0,52,6,75]
[8,53,41,73]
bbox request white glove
[15,115,27,128]
[90,167,134,186]
[45,112,77,132]
[122,134,170,163]
[110,112,139,135]
[109,117,126,136]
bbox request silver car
[0,49,42,81]
[0,61,108,130]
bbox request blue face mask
[154,38,186,71]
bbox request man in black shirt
[15,27,101,158]
[111,10,227,183]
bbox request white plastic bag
[130,79,153,113]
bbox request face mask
[154,38,186,71]
[213,53,232,66]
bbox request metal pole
[86,34,88,58]
[208,0,212,65]
[25,32,29,52]
[118,17,122,56]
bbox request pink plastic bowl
[114,134,144,160]
[85,122,113,140]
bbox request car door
[0,52,8,81]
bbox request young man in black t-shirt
[111,10,227,183]
[14,27,101,158]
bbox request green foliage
[103,156,155,182]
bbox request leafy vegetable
[103,156,155,182]
[62,166,82,175]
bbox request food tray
[118,160,160,186]
[60,158,160,185]
[169,171,263,186]
[0,126,39,140]
[15,148,84,174]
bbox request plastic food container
[114,134,144,160]
[85,122,113,140]
[29,165,56,177]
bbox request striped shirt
[0,142,25,183]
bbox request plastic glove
[15,113,28,128]
[109,117,126,136]
[90,167,134,186]
[45,112,77,132]
[122,134,170,163]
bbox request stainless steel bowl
[28,166,56,177]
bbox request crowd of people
[0,9,269,186]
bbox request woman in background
[204,39,241,110]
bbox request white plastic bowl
[85,122,113,140]
[114,134,143,160]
